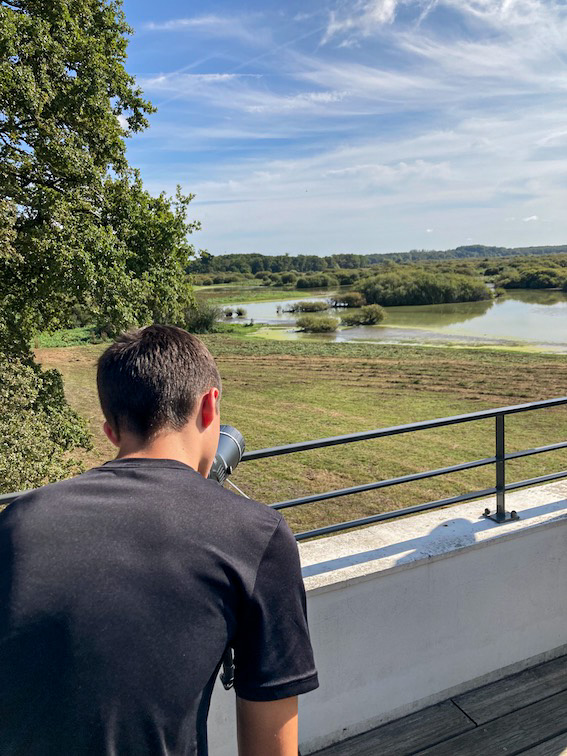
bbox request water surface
[233,289,567,351]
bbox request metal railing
[2,398,567,541]
[240,397,567,541]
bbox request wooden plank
[454,655,567,725]
[314,701,475,756]
[417,689,567,756]
[518,730,567,756]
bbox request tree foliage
[187,245,567,276]
[0,0,199,491]
[0,352,91,494]
[496,266,565,290]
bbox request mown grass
[35,336,567,534]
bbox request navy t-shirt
[0,458,318,755]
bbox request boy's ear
[200,387,220,429]
[103,421,120,448]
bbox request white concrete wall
[208,482,567,755]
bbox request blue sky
[121,0,567,255]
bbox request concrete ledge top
[299,481,567,593]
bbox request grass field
[35,334,567,535]
[196,284,334,305]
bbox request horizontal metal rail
[3,398,566,540]
[241,397,567,461]
[242,396,567,539]
[271,456,497,510]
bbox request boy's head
[97,325,221,443]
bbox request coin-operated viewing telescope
[208,424,247,691]
[208,425,245,486]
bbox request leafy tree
[0,352,92,496]
[0,0,199,492]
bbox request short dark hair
[97,325,221,440]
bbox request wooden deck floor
[314,654,567,756]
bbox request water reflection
[221,288,567,349]
[382,299,494,328]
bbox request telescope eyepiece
[208,425,245,485]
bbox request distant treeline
[188,245,567,275]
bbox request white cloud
[324,159,452,184]
[132,1,567,253]
[144,14,266,44]
[116,114,129,131]
[246,90,347,113]
[323,0,567,44]
[323,0,399,44]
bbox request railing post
[496,413,506,519]
[483,413,519,523]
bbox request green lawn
[35,335,567,534]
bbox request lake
[230,289,567,351]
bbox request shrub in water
[341,304,385,326]
[185,303,223,333]
[296,314,339,332]
[235,307,247,317]
[223,308,234,318]
[331,292,366,308]
[286,301,329,313]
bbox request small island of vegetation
[356,271,492,307]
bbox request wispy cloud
[144,14,267,44]
[323,0,399,44]
[323,0,567,45]
[126,0,567,253]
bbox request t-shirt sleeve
[232,516,319,701]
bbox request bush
[498,268,565,289]
[331,292,366,308]
[341,304,385,326]
[223,308,234,318]
[295,314,339,332]
[0,354,92,495]
[296,273,339,289]
[280,272,298,285]
[357,271,491,306]
[285,301,329,313]
[235,307,247,317]
[336,270,362,285]
[184,303,222,333]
